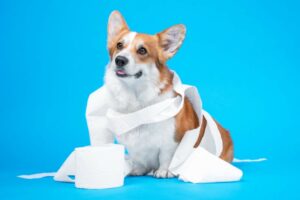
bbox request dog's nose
[115,56,128,67]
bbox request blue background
[0,0,299,199]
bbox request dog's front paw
[129,167,147,176]
[128,164,148,176]
[153,168,175,178]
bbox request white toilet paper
[175,147,243,183]
[54,144,125,189]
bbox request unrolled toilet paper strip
[176,147,243,183]
[106,96,182,135]
[201,110,223,156]
[233,158,267,163]
[168,109,223,173]
[168,128,201,173]
[18,172,57,179]
[53,151,76,182]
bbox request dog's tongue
[116,70,126,75]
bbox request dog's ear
[107,11,129,48]
[157,24,186,61]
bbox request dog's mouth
[115,69,143,79]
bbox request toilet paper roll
[74,145,125,189]
[53,144,125,189]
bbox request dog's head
[105,11,186,89]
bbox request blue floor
[1,160,298,200]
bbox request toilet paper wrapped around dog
[19,71,243,186]
[85,71,243,183]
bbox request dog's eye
[137,47,147,55]
[116,42,123,50]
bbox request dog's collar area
[115,70,143,79]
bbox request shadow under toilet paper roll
[54,144,125,189]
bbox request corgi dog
[104,11,233,178]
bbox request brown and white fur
[104,11,233,178]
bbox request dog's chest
[116,117,176,167]
[106,77,178,168]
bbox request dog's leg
[125,157,149,176]
[154,145,177,178]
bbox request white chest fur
[116,117,178,173]
[105,68,179,176]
